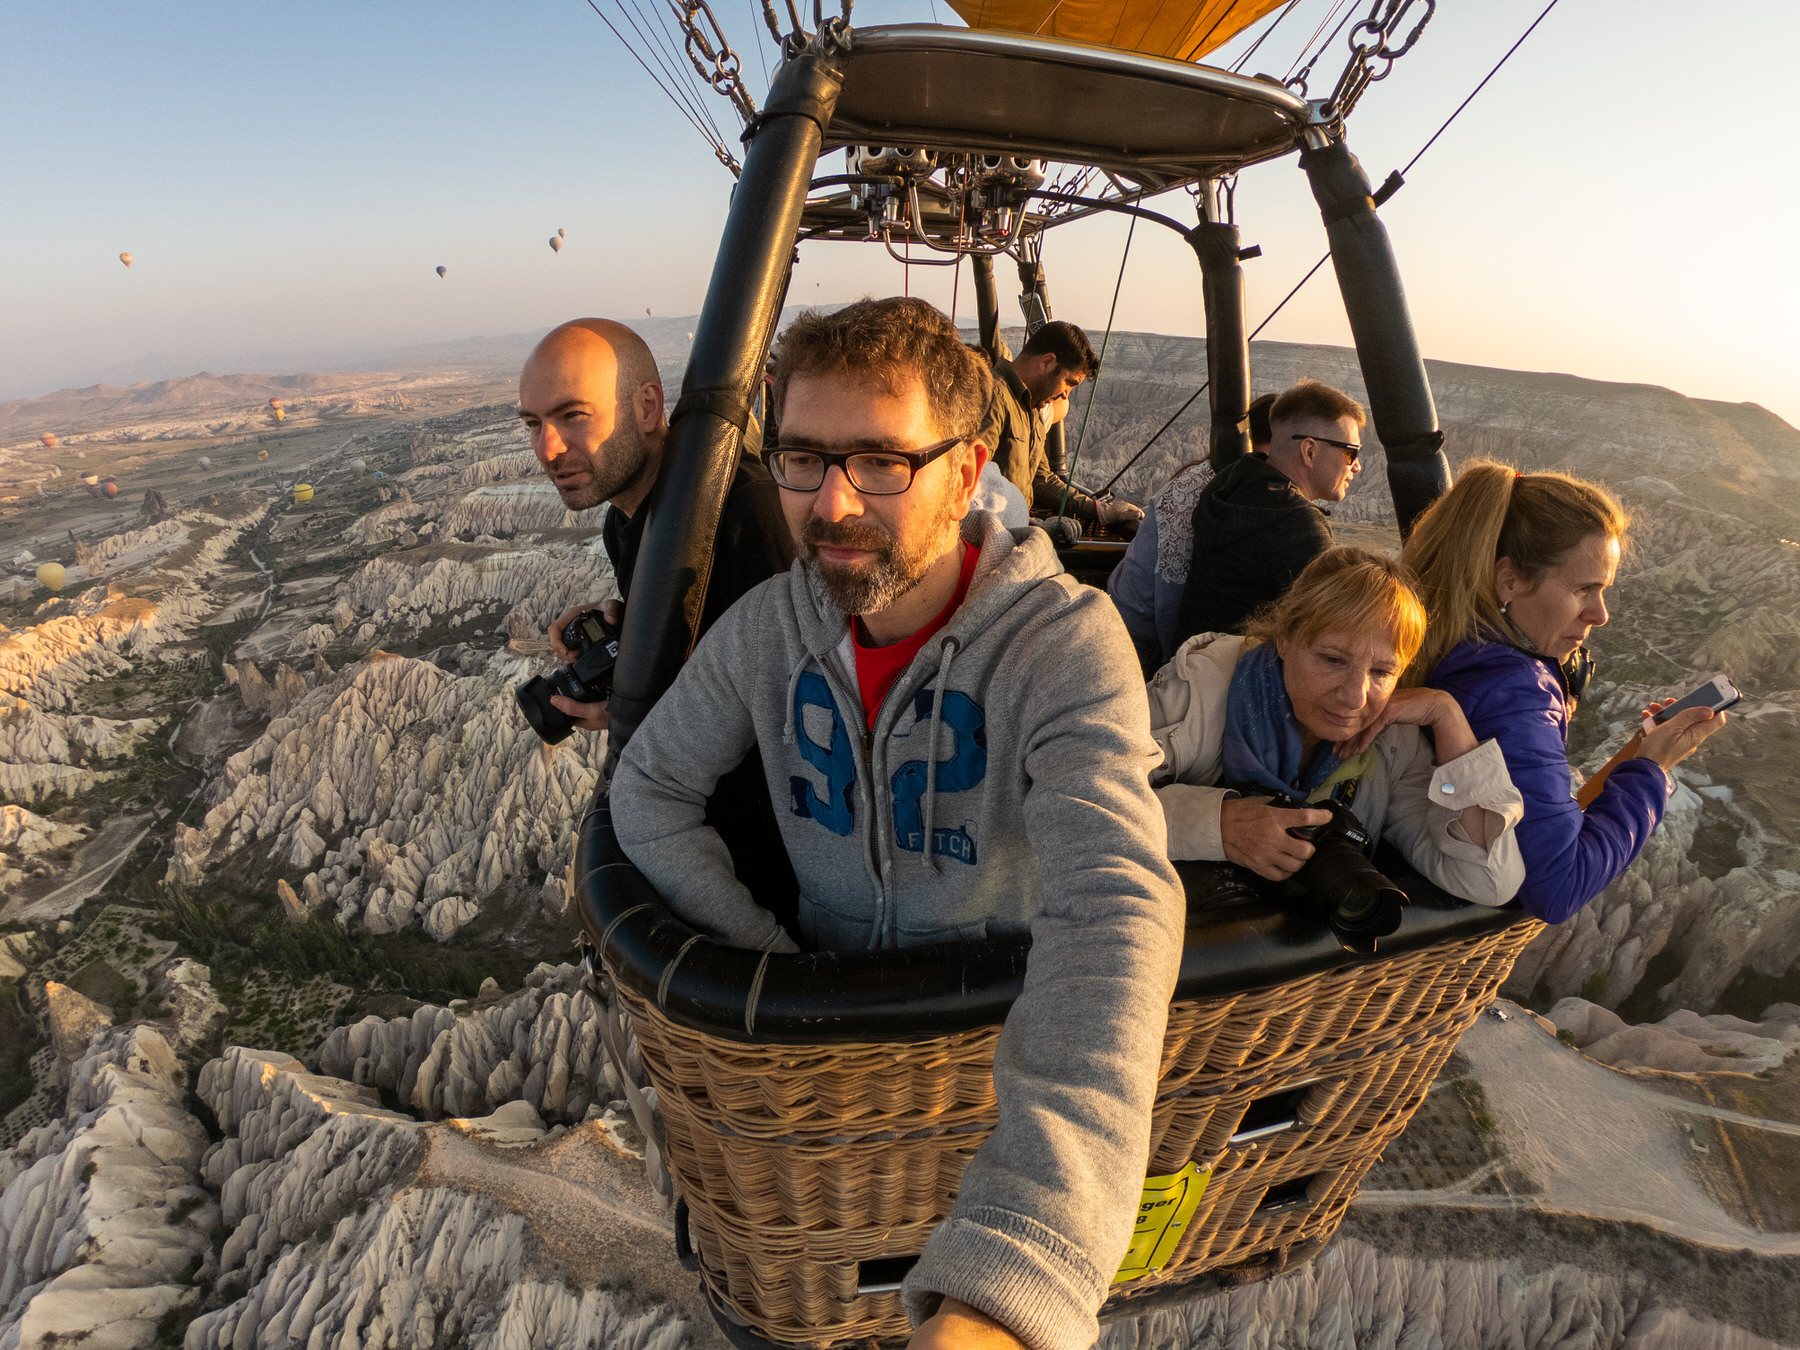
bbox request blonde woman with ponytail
[1393,461,1728,924]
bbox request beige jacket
[1146,633,1526,906]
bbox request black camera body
[1264,792,1406,954]
[516,608,621,745]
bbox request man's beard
[548,428,651,510]
[800,487,959,617]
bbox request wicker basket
[610,917,1540,1346]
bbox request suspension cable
[1230,0,1303,73]
[1101,0,1564,496]
[1060,211,1137,521]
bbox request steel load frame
[606,23,1448,747]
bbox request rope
[1100,0,1562,497]
[1230,0,1303,73]
[1060,211,1136,521]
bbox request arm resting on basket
[1378,731,1525,907]
[904,599,1184,1350]
[611,590,801,954]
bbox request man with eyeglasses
[1172,378,1367,648]
[611,297,1182,1350]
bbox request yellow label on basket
[1113,1161,1210,1282]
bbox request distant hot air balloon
[103,480,118,499]
[272,407,285,423]
[558,228,566,239]
[371,470,385,482]
[36,562,65,592]
[549,236,562,253]
[39,433,57,449]
[686,332,694,341]
[351,458,367,475]
[258,449,269,461]
[197,455,213,469]
[119,252,133,268]
[645,307,653,316]
[293,483,314,504]
[436,265,447,279]
[268,397,283,409]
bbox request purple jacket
[1428,638,1670,925]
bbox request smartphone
[1651,674,1741,725]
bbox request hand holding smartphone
[1642,674,1741,734]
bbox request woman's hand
[1220,797,1332,881]
[1333,688,1478,763]
[1635,705,1727,773]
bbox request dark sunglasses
[768,434,965,495]
[1291,432,1361,463]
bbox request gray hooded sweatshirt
[611,511,1184,1350]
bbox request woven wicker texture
[615,919,1539,1346]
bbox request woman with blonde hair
[1148,547,1524,906]
[1397,461,1727,924]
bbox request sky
[3,0,1795,424]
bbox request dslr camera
[516,608,621,745]
[1262,792,1406,954]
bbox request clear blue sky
[3,1,1795,424]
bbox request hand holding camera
[1220,797,1333,881]
[516,599,623,744]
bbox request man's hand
[1220,797,1331,881]
[908,1299,1028,1350]
[546,598,623,733]
[1095,495,1144,536]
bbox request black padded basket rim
[577,791,1529,1045]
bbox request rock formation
[1549,995,1800,1075]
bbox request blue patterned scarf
[1221,642,1343,798]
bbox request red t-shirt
[851,542,980,731]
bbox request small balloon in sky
[686,332,693,341]
[103,480,118,499]
[268,397,283,409]
[549,236,562,253]
[645,307,653,316]
[557,228,566,238]
[436,265,447,278]
[40,433,57,448]
[36,562,66,592]
[119,252,134,268]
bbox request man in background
[1173,378,1365,645]
[975,320,1143,534]
[516,318,792,732]
[1108,392,1276,675]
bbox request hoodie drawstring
[918,635,961,879]
[781,651,813,746]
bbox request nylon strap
[669,388,754,434]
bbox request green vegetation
[1453,1076,1497,1135]
[0,980,41,1118]
[1580,971,1609,1005]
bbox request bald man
[518,318,793,733]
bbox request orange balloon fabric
[943,0,1289,63]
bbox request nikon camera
[516,608,620,745]
[1266,793,1406,954]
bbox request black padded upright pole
[971,253,1002,365]
[1299,134,1447,536]
[1188,213,1251,467]
[1016,254,1051,332]
[606,49,845,750]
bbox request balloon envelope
[558,228,566,238]
[197,455,213,469]
[36,562,65,591]
[351,458,367,474]
[645,307,653,315]
[549,236,562,253]
[258,450,269,461]
[119,252,133,267]
[103,481,118,499]
[372,470,385,481]
[436,265,447,278]
[273,408,285,422]
[293,483,314,504]
[268,397,282,409]
[40,433,57,448]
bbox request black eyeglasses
[768,434,965,495]
[1291,433,1361,463]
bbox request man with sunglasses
[1172,378,1366,647]
[611,298,1182,1350]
